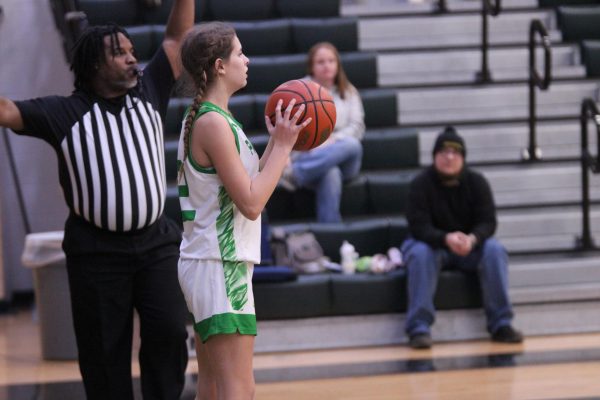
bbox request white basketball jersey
[177,102,261,264]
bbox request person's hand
[265,99,312,151]
[445,231,473,256]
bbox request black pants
[63,214,189,400]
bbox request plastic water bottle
[340,240,358,274]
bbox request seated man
[402,126,523,349]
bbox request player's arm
[194,101,307,220]
[162,0,195,79]
[0,97,24,131]
[259,137,274,171]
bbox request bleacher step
[359,10,558,51]
[480,163,600,207]
[510,253,600,287]
[342,0,539,17]
[497,206,600,253]
[510,282,600,304]
[397,81,599,125]
[254,300,600,352]
[418,121,597,164]
[379,45,583,87]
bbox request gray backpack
[271,229,329,274]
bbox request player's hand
[265,99,312,150]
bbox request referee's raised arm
[162,0,195,79]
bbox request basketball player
[0,1,194,398]
[279,42,366,223]
[176,22,311,399]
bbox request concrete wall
[0,0,71,300]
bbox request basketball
[265,79,337,151]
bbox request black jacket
[406,166,497,249]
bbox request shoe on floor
[491,325,523,343]
[278,164,297,191]
[409,333,432,349]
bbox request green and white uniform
[177,101,260,342]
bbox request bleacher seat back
[234,20,293,56]
[557,6,600,41]
[267,188,317,221]
[164,141,179,182]
[244,55,305,94]
[164,186,181,226]
[165,98,188,139]
[207,0,275,21]
[276,0,340,17]
[362,130,419,170]
[341,52,377,89]
[254,275,331,319]
[540,0,600,7]
[360,89,398,128]
[252,94,269,134]
[388,217,410,248]
[126,25,156,61]
[291,18,358,53]
[78,0,139,26]
[368,174,412,215]
[582,40,600,76]
[229,95,257,132]
[330,269,407,315]
[340,176,370,216]
[141,0,205,24]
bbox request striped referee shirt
[14,48,175,232]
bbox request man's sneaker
[409,333,432,349]
[491,325,524,343]
[278,164,297,191]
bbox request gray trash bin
[22,231,78,360]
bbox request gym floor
[1,308,599,399]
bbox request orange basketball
[265,79,336,151]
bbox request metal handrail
[578,99,600,249]
[437,0,448,13]
[523,19,552,161]
[475,0,502,83]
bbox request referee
[0,1,194,399]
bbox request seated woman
[279,42,366,223]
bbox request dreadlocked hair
[177,22,236,180]
[70,24,131,92]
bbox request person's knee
[348,137,363,157]
[482,238,507,258]
[140,313,188,343]
[405,240,435,262]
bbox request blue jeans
[292,136,362,223]
[401,237,514,337]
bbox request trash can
[22,231,78,360]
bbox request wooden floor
[1,308,599,399]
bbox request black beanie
[432,126,466,158]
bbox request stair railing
[50,0,88,63]
[437,0,448,13]
[523,19,552,161]
[578,99,600,249]
[475,0,501,83]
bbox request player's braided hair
[70,24,131,92]
[177,22,236,180]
